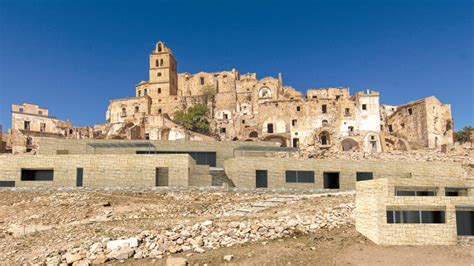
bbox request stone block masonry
[0,154,195,188]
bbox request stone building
[105,41,453,152]
[356,176,473,245]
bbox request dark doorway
[292,138,299,148]
[456,210,474,236]
[256,170,268,188]
[324,172,340,189]
[267,123,274,133]
[76,168,83,187]
[155,167,169,186]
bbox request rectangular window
[388,125,393,132]
[0,181,15,187]
[456,210,474,236]
[296,106,301,112]
[285,171,314,183]
[267,123,274,133]
[395,188,437,196]
[76,168,83,187]
[344,108,350,116]
[322,104,327,114]
[387,210,445,224]
[356,172,373,181]
[220,128,226,133]
[21,169,54,181]
[323,172,340,189]
[200,77,205,85]
[362,104,367,110]
[292,119,297,126]
[40,123,46,132]
[24,121,30,130]
[445,187,469,196]
[408,108,413,115]
[155,167,169,186]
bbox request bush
[174,104,210,134]
[454,126,473,143]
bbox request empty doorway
[256,170,268,188]
[155,167,169,186]
[324,172,340,189]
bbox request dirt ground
[0,189,472,265]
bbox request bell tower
[149,41,178,96]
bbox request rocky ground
[0,189,472,265]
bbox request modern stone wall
[224,157,465,190]
[36,138,277,168]
[355,176,474,245]
[0,154,195,188]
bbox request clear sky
[0,0,472,130]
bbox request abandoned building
[3,41,454,154]
[356,176,473,245]
[104,41,454,152]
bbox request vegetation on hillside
[174,104,210,135]
[454,126,473,143]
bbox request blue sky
[0,0,472,130]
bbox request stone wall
[0,154,195,188]
[224,157,464,189]
[356,176,474,245]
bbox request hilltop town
[1,41,456,155]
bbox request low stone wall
[224,157,465,190]
[0,154,195,188]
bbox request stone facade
[0,154,195,188]
[224,157,464,190]
[355,176,473,245]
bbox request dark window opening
[38,111,43,115]
[223,113,228,119]
[322,120,328,127]
[144,89,148,95]
[156,167,169,186]
[24,121,30,130]
[144,133,150,140]
[158,109,162,114]
[312,95,317,99]
[76,168,83,187]
[160,59,164,66]
[135,106,139,113]
[387,210,445,224]
[267,123,274,133]
[296,106,301,112]
[19,108,24,113]
[362,104,367,110]
[256,170,268,188]
[388,125,393,132]
[344,108,350,116]
[242,120,245,124]
[356,172,373,181]
[286,171,315,183]
[157,72,162,77]
[155,59,159,67]
[396,188,436,196]
[0,181,15,187]
[323,172,340,189]
[40,123,46,132]
[456,210,474,236]
[220,128,226,133]
[408,108,413,115]
[446,188,469,196]
[336,95,341,101]
[322,104,327,114]
[200,77,205,85]
[292,138,299,148]
[292,119,297,126]
[21,169,54,181]
[158,88,162,94]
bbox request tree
[173,104,210,134]
[454,126,473,143]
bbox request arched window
[144,88,148,95]
[155,59,159,67]
[138,90,141,97]
[158,43,162,52]
[160,59,164,66]
[319,131,330,145]
[322,120,328,126]
[258,87,272,98]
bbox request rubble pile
[43,203,354,264]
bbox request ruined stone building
[4,41,454,154]
[104,41,454,152]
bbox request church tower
[148,41,178,97]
